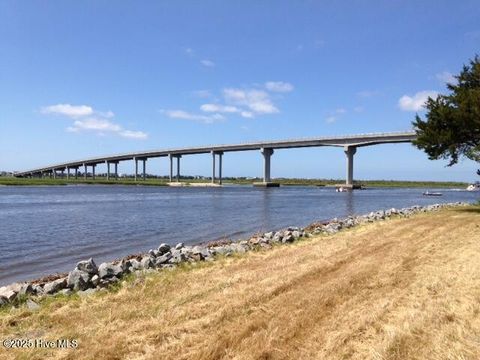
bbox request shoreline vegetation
[0,203,479,359]
[0,176,469,188]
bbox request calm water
[0,185,478,285]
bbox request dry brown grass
[1,207,480,360]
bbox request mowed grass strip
[1,207,480,360]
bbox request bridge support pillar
[134,158,138,181]
[211,151,216,184]
[218,152,223,185]
[75,168,78,180]
[176,156,181,182]
[106,161,110,180]
[83,164,87,180]
[211,151,223,185]
[142,159,146,181]
[168,154,181,182]
[254,148,279,187]
[114,163,118,180]
[53,170,57,179]
[92,164,96,180]
[66,167,70,180]
[344,146,357,186]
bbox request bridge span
[15,131,417,187]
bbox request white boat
[423,191,443,196]
[466,182,480,191]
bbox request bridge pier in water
[254,148,279,187]
[211,151,223,185]
[335,145,361,191]
[169,154,182,182]
[134,158,147,181]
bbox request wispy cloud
[265,81,294,93]
[41,104,94,118]
[324,108,347,124]
[436,71,456,85]
[200,59,215,68]
[398,91,438,112]
[162,109,224,124]
[42,103,147,139]
[163,81,293,124]
[200,104,240,113]
[223,88,279,115]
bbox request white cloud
[42,104,147,139]
[200,104,240,113]
[325,116,337,123]
[398,90,439,112]
[162,109,224,124]
[353,106,364,113]
[41,104,93,118]
[119,130,148,139]
[223,88,279,115]
[265,81,294,93]
[240,111,254,118]
[69,118,122,132]
[335,108,346,114]
[200,59,215,67]
[436,71,456,85]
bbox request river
[0,185,478,285]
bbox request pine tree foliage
[413,56,480,173]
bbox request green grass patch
[0,176,468,188]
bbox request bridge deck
[15,131,417,175]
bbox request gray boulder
[264,231,274,240]
[148,249,158,257]
[98,262,124,279]
[44,278,67,294]
[0,287,17,302]
[175,242,184,250]
[158,243,171,254]
[120,259,133,273]
[19,283,35,296]
[155,252,172,266]
[26,299,40,310]
[141,256,154,269]
[282,234,295,243]
[75,258,98,275]
[67,269,91,291]
[129,258,142,271]
[169,250,187,264]
[91,275,100,287]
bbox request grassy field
[1,206,479,359]
[0,176,468,188]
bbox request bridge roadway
[15,131,417,187]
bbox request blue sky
[1,1,479,181]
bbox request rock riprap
[0,202,469,307]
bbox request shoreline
[0,177,469,188]
[0,201,471,307]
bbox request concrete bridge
[14,131,417,187]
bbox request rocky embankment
[0,202,469,308]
